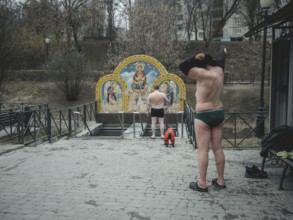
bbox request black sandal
[189,181,208,192]
[212,178,226,189]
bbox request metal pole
[118,111,124,138]
[256,10,268,138]
[180,111,184,138]
[121,112,124,139]
[47,108,51,142]
[133,112,139,138]
[83,105,87,129]
[95,101,98,123]
[68,109,72,137]
[46,43,49,59]
[234,113,237,148]
[133,113,135,138]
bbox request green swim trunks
[194,109,224,128]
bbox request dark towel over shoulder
[178,45,226,76]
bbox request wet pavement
[0,136,293,220]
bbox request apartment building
[176,0,249,41]
[115,0,249,42]
[222,11,248,41]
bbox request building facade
[175,0,249,41]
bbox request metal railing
[1,101,269,148]
[184,102,269,148]
[131,112,184,138]
[0,102,97,145]
[0,103,48,112]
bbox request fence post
[179,111,184,138]
[24,106,31,135]
[68,109,72,137]
[47,108,51,142]
[83,105,87,129]
[233,113,237,148]
[33,111,36,141]
[133,112,136,138]
[95,101,98,122]
[59,111,62,135]
[120,111,124,139]
[191,110,196,148]
[19,110,24,144]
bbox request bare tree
[82,0,106,39]
[196,0,241,47]
[0,0,23,101]
[61,0,89,52]
[22,0,61,44]
[22,0,90,52]
[183,0,197,41]
[240,0,261,42]
[241,0,291,43]
[106,0,115,40]
[107,1,181,70]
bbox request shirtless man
[179,46,227,192]
[147,85,168,139]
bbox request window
[177,24,183,31]
[234,28,242,34]
[198,32,203,38]
[235,17,241,24]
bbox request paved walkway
[0,137,293,220]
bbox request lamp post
[256,0,274,138]
[44,37,50,59]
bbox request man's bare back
[188,65,224,112]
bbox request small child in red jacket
[164,125,175,147]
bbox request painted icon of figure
[164,81,174,106]
[107,81,117,105]
[132,63,147,90]
[131,63,148,106]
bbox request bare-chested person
[179,46,227,192]
[147,85,168,139]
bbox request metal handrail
[1,101,269,148]
[0,101,97,145]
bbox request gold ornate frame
[112,55,168,76]
[95,74,128,112]
[96,55,186,112]
[153,73,186,111]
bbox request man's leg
[151,117,157,138]
[194,119,211,188]
[158,117,164,138]
[211,123,225,186]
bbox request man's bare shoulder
[188,67,210,81]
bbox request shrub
[49,50,88,101]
